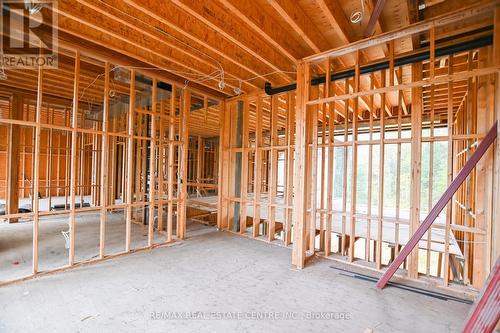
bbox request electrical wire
[350,0,365,24]
[2,0,297,92]
[225,70,297,83]
[94,0,225,78]
[93,0,295,91]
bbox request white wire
[124,65,220,78]
[94,0,296,90]
[79,65,120,101]
[350,0,365,24]
[95,0,224,75]
[225,70,296,83]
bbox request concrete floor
[0,223,470,332]
[0,210,166,281]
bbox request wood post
[252,97,262,237]
[269,95,278,240]
[99,62,110,259]
[473,46,494,288]
[167,85,176,241]
[7,94,21,223]
[240,98,249,234]
[148,79,158,246]
[408,62,423,279]
[69,52,80,265]
[292,62,309,269]
[32,63,43,274]
[492,5,500,271]
[177,89,190,239]
[125,70,135,252]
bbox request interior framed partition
[0,47,222,285]
[290,2,500,294]
[218,93,296,244]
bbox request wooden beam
[492,5,500,273]
[7,94,22,223]
[167,85,176,241]
[349,51,361,261]
[408,61,423,279]
[177,89,190,239]
[55,6,237,95]
[315,0,355,44]
[170,0,294,81]
[307,66,500,107]
[196,136,203,195]
[125,70,135,251]
[292,62,309,269]
[99,62,110,259]
[32,62,43,274]
[69,51,80,265]
[148,78,158,247]
[473,47,494,288]
[443,54,454,285]
[377,122,498,288]
[269,95,278,240]
[54,28,225,99]
[239,98,249,234]
[268,0,331,53]
[364,0,387,38]
[217,0,305,61]
[124,0,289,87]
[76,0,260,91]
[217,100,225,230]
[309,86,319,252]
[304,1,496,62]
[285,93,294,245]
[253,97,263,237]
[376,71,385,269]
[325,58,333,256]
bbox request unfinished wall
[291,11,500,292]
[0,49,222,284]
[218,6,500,295]
[219,94,295,243]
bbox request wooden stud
[443,54,454,285]
[7,94,21,223]
[240,98,249,234]
[167,86,176,241]
[125,70,135,252]
[473,47,494,288]
[309,86,318,252]
[492,5,500,273]
[325,59,334,256]
[285,92,294,245]
[148,78,158,247]
[292,62,309,269]
[32,62,43,274]
[376,70,386,270]
[253,97,263,238]
[99,62,110,259]
[157,102,165,232]
[408,62,423,279]
[269,95,278,241]
[349,50,360,262]
[69,52,80,265]
[177,89,190,239]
